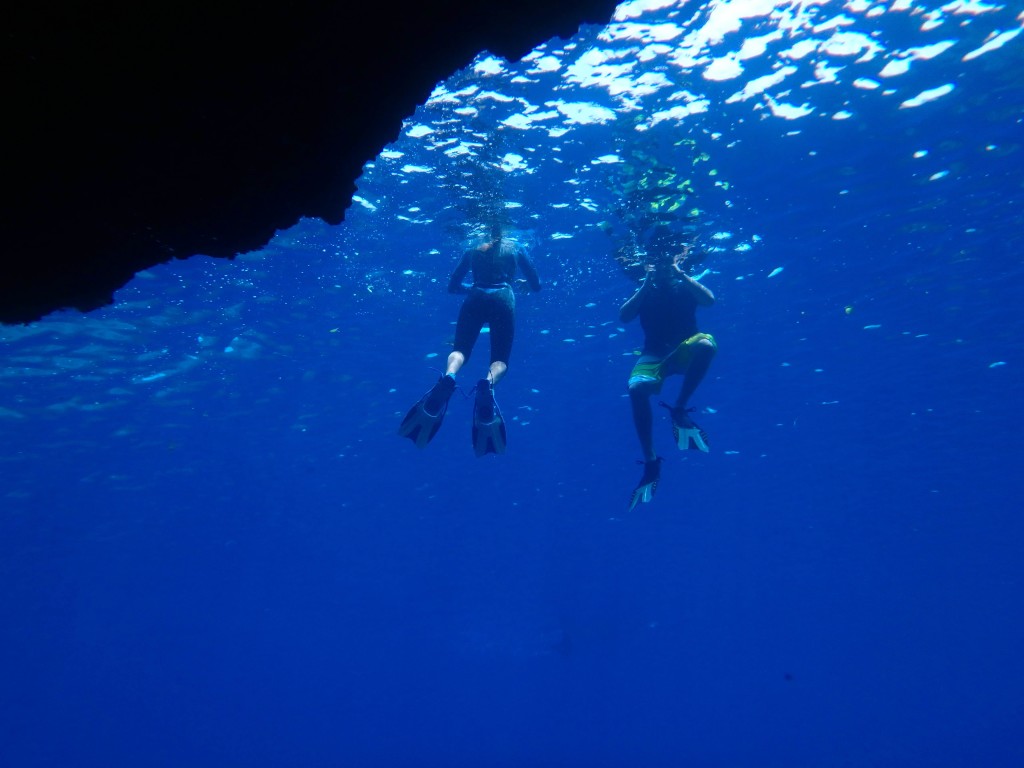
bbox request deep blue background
[3,3,1023,766]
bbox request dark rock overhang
[1,1,619,324]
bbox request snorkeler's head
[645,224,679,251]
[642,224,693,277]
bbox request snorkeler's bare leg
[487,360,507,386]
[446,351,466,377]
[628,380,659,462]
[675,339,716,410]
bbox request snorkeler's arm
[680,274,715,306]
[447,250,473,293]
[619,272,652,322]
[516,250,542,292]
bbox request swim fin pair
[398,375,506,456]
[627,406,708,511]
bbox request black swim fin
[472,378,506,457]
[399,375,456,449]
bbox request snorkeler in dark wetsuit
[399,222,542,456]
[447,228,541,383]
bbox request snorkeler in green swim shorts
[620,225,716,511]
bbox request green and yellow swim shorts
[628,333,717,390]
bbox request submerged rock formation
[2,1,618,324]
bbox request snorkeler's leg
[628,380,659,462]
[626,365,664,508]
[487,290,515,386]
[446,351,466,376]
[450,296,483,379]
[662,339,715,452]
[487,360,507,385]
[675,338,716,409]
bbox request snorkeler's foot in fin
[399,374,456,449]
[628,457,663,512]
[660,402,710,453]
[472,378,506,457]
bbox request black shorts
[453,285,516,364]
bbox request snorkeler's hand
[514,278,541,294]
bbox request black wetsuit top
[447,238,541,364]
[638,279,700,358]
[447,238,540,291]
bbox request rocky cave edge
[2,1,620,324]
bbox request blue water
[3,2,1023,765]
